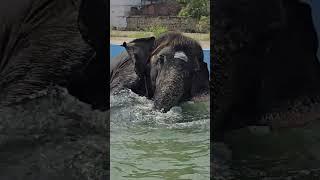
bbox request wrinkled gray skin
[110,37,155,96]
[150,47,192,111]
[0,0,108,179]
[110,33,209,112]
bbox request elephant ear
[190,61,209,97]
[78,0,106,48]
[122,37,155,77]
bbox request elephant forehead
[174,51,188,62]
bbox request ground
[110,30,210,49]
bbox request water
[110,42,210,179]
[214,113,320,179]
[0,86,107,144]
[0,86,108,179]
[110,89,210,179]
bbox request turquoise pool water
[110,89,210,180]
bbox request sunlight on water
[110,89,210,180]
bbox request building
[110,0,166,29]
[110,0,179,29]
[110,0,141,29]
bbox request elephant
[0,0,108,179]
[212,0,320,141]
[212,1,320,178]
[0,0,108,111]
[110,32,209,112]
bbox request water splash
[0,86,107,145]
[110,88,210,179]
[110,89,209,129]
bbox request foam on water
[110,88,209,130]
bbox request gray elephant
[0,0,108,179]
[110,32,209,112]
[212,0,320,141]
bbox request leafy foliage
[146,25,168,37]
[177,0,210,19]
[196,16,210,33]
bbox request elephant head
[150,47,195,112]
[123,33,209,112]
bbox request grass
[110,30,210,42]
[110,30,153,38]
[145,25,168,38]
[183,32,210,41]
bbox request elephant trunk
[153,66,186,112]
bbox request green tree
[197,16,210,33]
[177,0,210,19]
[146,25,168,38]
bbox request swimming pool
[110,43,210,179]
[110,44,211,72]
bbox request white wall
[301,0,320,60]
[110,0,141,28]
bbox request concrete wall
[110,0,141,28]
[126,16,198,32]
[130,2,181,16]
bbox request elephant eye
[159,55,165,64]
[133,53,138,60]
